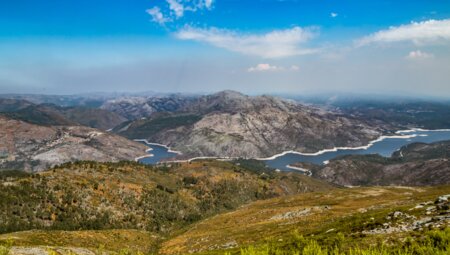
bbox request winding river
[137,129,450,171]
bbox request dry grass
[160,186,450,254]
[0,229,159,253]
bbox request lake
[138,129,450,171]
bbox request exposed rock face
[117,91,382,158]
[311,141,450,186]
[101,96,196,120]
[0,116,148,172]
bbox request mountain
[301,140,450,186]
[0,116,148,172]
[334,100,450,130]
[115,91,383,158]
[0,99,126,130]
[101,95,197,120]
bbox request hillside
[160,186,450,254]
[1,183,449,254]
[0,116,147,172]
[115,91,383,158]
[306,140,450,186]
[0,99,126,130]
[0,160,333,252]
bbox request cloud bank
[175,26,318,58]
[357,19,450,46]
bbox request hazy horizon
[1,1,450,97]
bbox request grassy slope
[0,185,449,254]
[160,186,450,254]
[0,230,159,253]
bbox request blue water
[138,144,179,164]
[265,130,450,171]
[138,130,450,171]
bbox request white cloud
[204,0,214,9]
[248,64,283,72]
[247,64,300,72]
[407,50,434,59]
[146,7,170,25]
[175,26,318,58]
[330,12,338,18]
[357,19,450,46]
[167,0,184,18]
[147,0,215,25]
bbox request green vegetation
[0,160,330,235]
[232,227,450,255]
[119,114,202,139]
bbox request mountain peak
[211,90,246,99]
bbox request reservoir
[138,129,450,171]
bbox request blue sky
[1,0,450,96]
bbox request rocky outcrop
[0,116,148,172]
[117,91,383,158]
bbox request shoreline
[286,164,313,176]
[134,139,183,155]
[134,148,154,161]
[255,133,418,161]
[134,128,450,164]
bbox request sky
[1,0,450,97]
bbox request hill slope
[0,116,147,171]
[308,140,450,186]
[0,160,333,235]
[160,186,450,254]
[0,99,126,130]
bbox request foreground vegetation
[1,160,449,255]
[235,227,450,255]
[1,227,449,255]
[0,160,332,253]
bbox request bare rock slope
[0,116,148,171]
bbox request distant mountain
[115,91,383,158]
[305,140,450,186]
[0,99,126,130]
[334,100,450,130]
[0,94,108,108]
[101,95,197,120]
[0,116,148,172]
